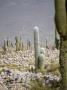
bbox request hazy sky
[0,0,55,46]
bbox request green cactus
[27,40,31,50]
[55,0,67,90]
[15,36,24,51]
[33,26,40,70]
[15,36,20,51]
[2,40,7,52]
[19,36,24,51]
[45,39,48,48]
[6,39,9,47]
[55,29,60,49]
[40,48,45,54]
[33,26,44,71]
[7,39,11,47]
[21,42,24,51]
[55,0,67,38]
[11,42,13,47]
[37,53,44,70]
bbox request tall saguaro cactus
[33,26,40,70]
[55,0,67,90]
[33,26,44,71]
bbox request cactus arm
[55,0,67,38]
[37,54,44,70]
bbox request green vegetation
[0,64,25,72]
[30,79,59,90]
[15,36,21,51]
[47,63,60,72]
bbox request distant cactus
[2,40,7,52]
[6,39,11,47]
[19,36,24,51]
[15,36,20,51]
[33,26,44,71]
[19,41,24,51]
[27,40,31,50]
[45,39,48,48]
[55,0,67,90]
[11,42,13,47]
[21,42,24,51]
[15,36,24,51]
[6,39,9,47]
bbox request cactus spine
[55,0,67,90]
[33,26,44,71]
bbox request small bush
[30,79,59,90]
[47,63,60,72]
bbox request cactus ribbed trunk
[60,38,67,90]
[55,0,67,90]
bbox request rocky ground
[0,48,60,90]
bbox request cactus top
[33,26,39,31]
[40,48,45,54]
